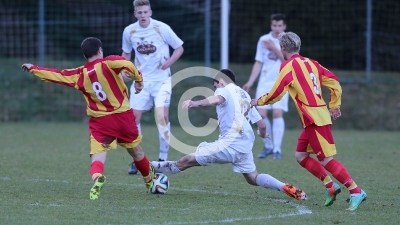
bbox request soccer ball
[150,173,170,194]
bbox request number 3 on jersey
[92,81,107,101]
[310,73,320,95]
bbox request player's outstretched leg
[282,183,308,200]
[151,161,182,174]
[151,154,200,174]
[245,173,307,200]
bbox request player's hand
[250,99,258,107]
[21,63,34,72]
[330,108,341,120]
[263,40,275,50]
[161,56,172,70]
[182,100,197,109]
[134,81,143,94]
[257,130,270,139]
[121,71,132,82]
[242,82,252,92]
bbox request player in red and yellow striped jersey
[251,32,367,211]
[21,37,155,200]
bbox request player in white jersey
[151,69,307,200]
[243,14,288,160]
[121,0,184,174]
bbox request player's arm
[161,46,184,70]
[243,38,264,92]
[121,28,133,61]
[247,106,269,138]
[182,95,225,109]
[243,61,262,92]
[21,63,79,87]
[320,65,342,109]
[105,56,143,82]
[161,25,184,70]
[121,51,131,61]
[264,40,284,62]
[256,119,269,139]
[253,64,293,107]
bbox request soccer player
[151,69,307,201]
[121,0,184,174]
[251,32,367,211]
[21,37,155,200]
[243,14,288,160]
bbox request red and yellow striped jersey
[257,54,342,128]
[29,55,143,117]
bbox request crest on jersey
[136,37,156,55]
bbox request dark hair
[81,37,102,59]
[214,69,236,84]
[271,14,286,24]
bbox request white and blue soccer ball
[150,173,170,194]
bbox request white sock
[158,122,170,160]
[256,174,284,192]
[137,123,142,135]
[272,118,285,153]
[262,118,273,149]
[153,161,181,174]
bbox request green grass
[0,123,399,224]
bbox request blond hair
[279,32,301,53]
[133,0,151,9]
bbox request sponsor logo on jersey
[137,37,156,55]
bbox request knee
[319,157,333,167]
[245,173,258,186]
[295,152,308,163]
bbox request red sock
[324,159,361,194]
[299,156,333,188]
[134,155,150,177]
[90,161,104,182]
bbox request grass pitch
[0,123,399,224]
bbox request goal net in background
[0,0,399,122]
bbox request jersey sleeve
[29,66,81,88]
[214,88,228,106]
[105,56,143,82]
[254,37,264,62]
[319,64,342,109]
[247,107,262,124]
[161,25,184,49]
[121,27,133,54]
[257,62,293,106]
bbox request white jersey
[255,32,283,85]
[122,18,184,82]
[214,83,262,153]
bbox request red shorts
[88,109,142,154]
[296,124,337,161]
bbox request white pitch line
[2,176,312,224]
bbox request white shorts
[130,77,171,111]
[194,141,256,174]
[255,83,289,112]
